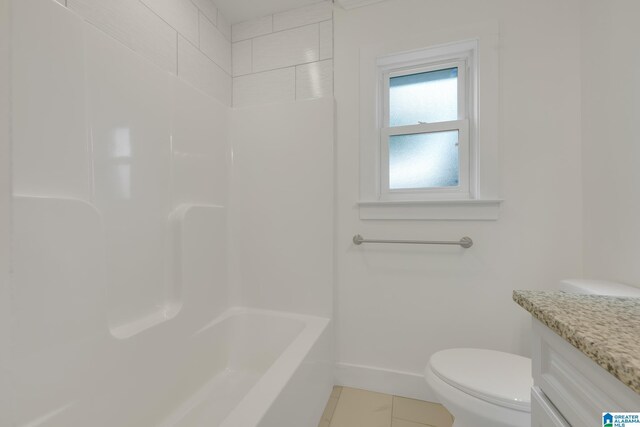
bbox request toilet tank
[559,279,640,297]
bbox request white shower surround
[7,0,334,425]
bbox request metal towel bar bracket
[352,234,473,249]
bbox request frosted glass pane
[389,68,458,127]
[389,131,459,189]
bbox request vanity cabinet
[531,386,569,427]
[531,319,640,426]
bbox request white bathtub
[158,307,333,427]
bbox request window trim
[358,25,502,220]
[378,43,475,201]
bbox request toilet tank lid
[559,279,640,297]
[428,348,532,412]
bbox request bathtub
[157,307,333,427]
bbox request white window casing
[358,24,502,220]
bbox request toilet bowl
[425,348,532,427]
[424,279,640,427]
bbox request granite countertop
[513,290,640,395]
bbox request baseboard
[334,362,438,402]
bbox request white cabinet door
[532,319,640,426]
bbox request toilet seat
[429,348,532,412]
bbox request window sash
[380,119,470,200]
[379,59,470,199]
[382,59,467,128]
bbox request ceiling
[215,0,329,24]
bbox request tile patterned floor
[318,386,454,427]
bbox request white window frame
[358,27,502,220]
[380,56,471,200]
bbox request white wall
[581,0,640,287]
[232,1,333,107]
[59,0,232,105]
[9,0,231,424]
[334,0,583,399]
[0,0,12,422]
[229,98,334,317]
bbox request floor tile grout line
[322,387,451,427]
[393,414,452,426]
[390,394,395,427]
[327,396,337,425]
[326,387,342,426]
[391,415,436,427]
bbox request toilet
[424,279,640,427]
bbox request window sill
[358,199,503,220]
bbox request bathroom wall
[581,0,640,287]
[334,0,584,399]
[9,0,232,424]
[227,2,335,316]
[0,0,11,422]
[59,0,232,105]
[231,1,333,107]
[229,98,335,317]
[8,0,335,423]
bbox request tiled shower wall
[232,1,334,107]
[58,0,232,106]
[56,0,333,108]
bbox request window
[358,30,501,220]
[379,42,474,201]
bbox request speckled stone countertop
[513,290,640,395]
